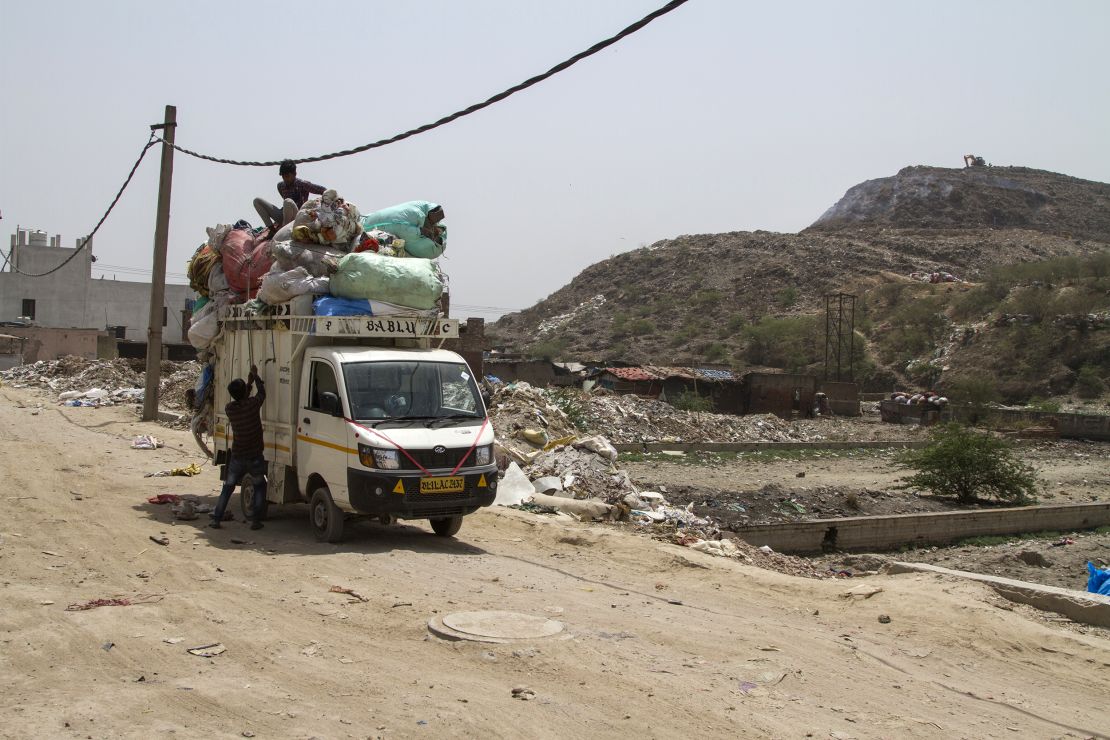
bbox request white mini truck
[205,296,498,542]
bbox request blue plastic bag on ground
[1087,562,1110,596]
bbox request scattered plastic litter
[131,435,164,450]
[187,643,227,658]
[66,598,132,611]
[329,585,369,603]
[145,463,203,478]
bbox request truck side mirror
[320,391,342,417]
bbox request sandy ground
[2,387,1110,739]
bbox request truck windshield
[342,361,484,423]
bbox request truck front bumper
[346,466,498,519]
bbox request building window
[162,306,168,327]
[21,299,35,320]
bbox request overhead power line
[10,134,158,278]
[155,0,692,167]
[11,0,692,281]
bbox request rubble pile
[488,382,809,445]
[671,533,829,579]
[0,356,201,411]
[526,445,639,503]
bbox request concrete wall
[486,359,559,386]
[743,372,817,418]
[881,401,1110,441]
[820,380,861,417]
[0,326,101,363]
[1,229,193,345]
[730,502,1110,554]
[946,405,1110,441]
[441,317,487,380]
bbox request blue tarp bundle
[1087,562,1110,596]
[313,295,374,317]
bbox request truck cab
[297,346,497,540]
[207,297,497,542]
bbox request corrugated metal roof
[604,367,655,382]
[696,368,736,381]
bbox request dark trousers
[212,455,268,523]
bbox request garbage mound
[0,356,200,411]
[487,381,807,446]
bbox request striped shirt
[277,178,326,208]
[226,382,266,459]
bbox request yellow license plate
[419,476,465,494]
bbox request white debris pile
[526,440,639,504]
[661,529,828,578]
[0,356,201,411]
[487,382,811,444]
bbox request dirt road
[1,388,1108,739]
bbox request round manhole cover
[429,611,565,643]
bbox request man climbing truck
[198,295,497,542]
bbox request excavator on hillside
[963,153,987,167]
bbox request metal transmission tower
[824,293,857,382]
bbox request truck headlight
[358,444,400,470]
[474,444,492,466]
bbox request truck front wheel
[309,486,345,543]
[430,515,463,538]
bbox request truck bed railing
[218,301,458,339]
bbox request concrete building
[1,228,194,344]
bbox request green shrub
[629,319,656,335]
[1075,365,1107,399]
[1026,397,1061,413]
[946,374,1000,407]
[703,342,728,362]
[670,390,713,412]
[896,423,1040,504]
[693,289,722,307]
[742,315,820,370]
[776,287,799,308]
[527,337,568,360]
[726,314,747,332]
[548,389,590,431]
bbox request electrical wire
[154,0,692,167]
[9,134,158,278]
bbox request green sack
[329,252,443,310]
[359,201,446,259]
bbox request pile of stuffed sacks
[186,193,448,351]
[890,390,948,409]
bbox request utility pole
[142,105,176,421]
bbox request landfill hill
[489,165,1110,400]
[808,165,1110,241]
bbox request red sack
[221,229,274,299]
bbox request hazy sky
[2,0,1108,320]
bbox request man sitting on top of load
[253,160,327,234]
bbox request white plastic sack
[187,301,219,350]
[494,462,533,507]
[207,263,229,296]
[270,240,346,278]
[574,435,618,462]
[291,189,362,245]
[258,266,330,305]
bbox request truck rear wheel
[309,486,345,543]
[239,474,258,521]
[430,515,463,538]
